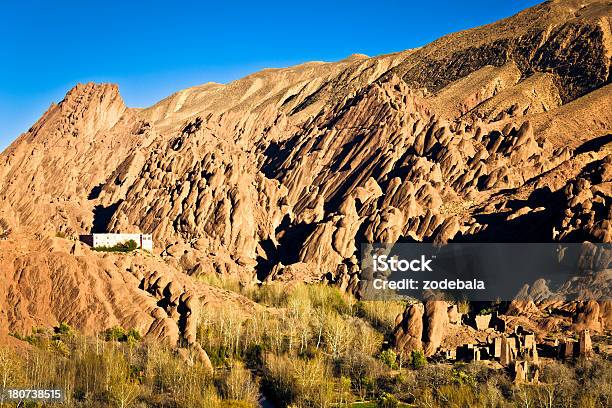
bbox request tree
[377,392,399,408]
[109,379,140,408]
[55,322,73,336]
[338,376,352,405]
[410,350,427,370]
[323,312,353,358]
[106,349,140,408]
[286,291,313,354]
[119,240,138,252]
[515,384,536,408]
[221,363,259,405]
[379,349,398,369]
[0,347,25,405]
[539,360,578,407]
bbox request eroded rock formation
[0,0,610,353]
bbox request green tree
[410,350,427,370]
[377,392,399,408]
[379,349,398,370]
[55,322,73,336]
[121,239,138,252]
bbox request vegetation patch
[92,239,138,253]
[3,283,612,407]
[104,326,142,343]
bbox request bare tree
[516,384,535,408]
[221,363,259,404]
[323,313,353,358]
[0,348,25,406]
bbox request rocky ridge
[0,0,610,353]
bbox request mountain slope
[0,0,610,341]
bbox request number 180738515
[1,388,64,402]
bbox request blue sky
[0,0,541,151]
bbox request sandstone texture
[0,0,610,351]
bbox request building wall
[140,234,153,251]
[86,233,153,251]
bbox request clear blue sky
[0,0,541,151]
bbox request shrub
[14,328,45,343]
[250,282,288,307]
[93,239,139,253]
[417,364,451,389]
[220,363,260,406]
[262,353,335,407]
[410,350,427,370]
[478,307,494,315]
[222,401,256,408]
[105,326,127,341]
[461,361,492,384]
[307,284,352,315]
[379,349,398,370]
[55,322,73,336]
[121,239,138,251]
[339,353,386,400]
[356,300,406,334]
[456,299,470,314]
[104,327,142,343]
[377,392,399,408]
[125,329,142,343]
[437,383,480,407]
[451,368,476,386]
[143,344,214,403]
[198,273,244,293]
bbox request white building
[81,233,153,251]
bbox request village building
[558,329,593,359]
[451,325,540,367]
[579,329,593,357]
[468,311,506,332]
[80,233,153,251]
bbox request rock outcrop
[393,300,450,357]
[393,303,424,354]
[0,0,610,350]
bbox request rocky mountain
[0,0,610,348]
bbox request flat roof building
[80,233,153,251]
